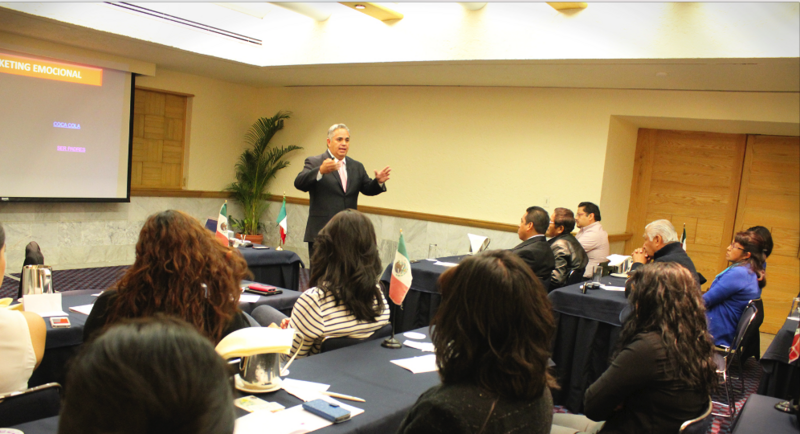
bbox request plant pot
[235,234,264,245]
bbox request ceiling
[0,5,798,92]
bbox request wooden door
[625,129,747,290]
[131,89,186,188]
[733,135,800,334]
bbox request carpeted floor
[2,266,765,433]
[1,266,129,299]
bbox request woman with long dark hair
[703,230,765,347]
[552,262,717,434]
[60,316,236,434]
[397,250,556,434]
[252,209,388,358]
[83,210,251,344]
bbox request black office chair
[712,300,758,419]
[0,382,61,426]
[739,298,764,362]
[679,398,714,434]
[320,324,394,353]
[566,268,585,286]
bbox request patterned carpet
[1,266,129,299]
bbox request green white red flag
[789,322,800,364]
[215,202,229,246]
[389,232,412,305]
[276,196,287,245]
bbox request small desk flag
[681,224,687,251]
[277,196,288,245]
[789,322,800,364]
[215,202,229,246]
[389,232,412,305]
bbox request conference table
[379,256,464,333]
[547,276,629,413]
[757,316,800,399]
[237,246,304,291]
[27,282,302,388]
[729,394,799,434]
[12,327,441,434]
[378,254,631,414]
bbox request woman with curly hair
[83,210,250,344]
[551,262,717,434]
[397,250,556,434]
[704,230,765,347]
[252,209,388,358]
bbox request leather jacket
[547,233,589,289]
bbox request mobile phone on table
[50,317,71,328]
[302,399,351,423]
[245,283,283,296]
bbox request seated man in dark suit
[510,206,555,291]
[545,207,588,290]
[630,219,701,287]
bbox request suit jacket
[510,235,555,291]
[294,151,386,242]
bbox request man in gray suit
[295,124,391,258]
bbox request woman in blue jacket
[703,230,766,347]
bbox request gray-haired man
[295,124,391,258]
[630,219,702,286]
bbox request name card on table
[23,293,67,317]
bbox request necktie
[338,162,347,192]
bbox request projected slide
[0,50,131,201]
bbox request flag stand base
[276,245,283,251]
[381,337,402,349]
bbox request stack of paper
[391,354,438,374]
[23,293,67,317]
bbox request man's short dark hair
[525,206,549,235]
[552,208,576,234]
[578,202,601,222]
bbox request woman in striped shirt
[253,209,389,358]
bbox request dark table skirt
[757,317,800,400]
[237,246,304,291]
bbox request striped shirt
[288,285,390,358]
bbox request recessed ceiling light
[355,4,366,9]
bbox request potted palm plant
[226,111,302,245]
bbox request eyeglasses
[549,221,555,225]
[729,243,744,251]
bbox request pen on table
[321,391,365,402]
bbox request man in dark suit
[295,123,391,258]
[510,206,556,291]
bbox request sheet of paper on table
[282,378,332,402]
[69,304,94,315]
[238,294,261,303]
[23,293,68,317]
[600,284,626,291]
[403,340,435,352]
[433,261,458,268]
[391,354,438,373]
[234,399,364,434]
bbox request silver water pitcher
[20,265,54,296]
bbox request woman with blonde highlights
[83,210,250,343]
[552,262,717,434]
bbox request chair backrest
[0,382,61,426]
[740,298,764,361]
[679,398,713,433]
[320,324,394,353]
[566,268,585,286]
[730,300,759,358]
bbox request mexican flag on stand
[277,196,288,245]
[215,202,229,246]
[681,225,687,251]
[389,232,412,305]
